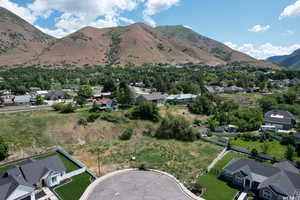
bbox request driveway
[81,170,203,200]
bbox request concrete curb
[80,168,205,200]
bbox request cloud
[26,0,144,37]
[248,25,270,33]
[280,0,300,19]
[143,0,181,26]
[0,0,36,23]
[225,42,300,59]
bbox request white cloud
[248,25,270,33]
[26,0,144,37]
[225,41,300,59]
[0,0,36,23]
[143,0,181,26]
[280,0,300,19]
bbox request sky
[1,0,300,59]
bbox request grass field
[72,136,222,186]
[54,172,93,200]
[199,152,243,200]
[230,138,287,159]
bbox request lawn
[198,152,243,200]
[54,172,93,200]
[230,138,287,159]
[72,136,223,186]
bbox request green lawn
[199,152,243,200]
[54,172,93,200]
[230,138,287,159]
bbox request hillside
[36,23,224,66]
[267,49,300,69]
[0,7,277,68]
[156,25,277,68]
[0,7,55,66]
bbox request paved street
[0,105,51,113]
[84,170,200,200]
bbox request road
[81,170,204,200]
[0,105,51,113]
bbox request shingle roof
[167,94,197,100]
[0,155,66,199]
[264,110,296,125]
[224,158,300,196]
[140,93,167,101]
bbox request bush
[87,114,100,123]
[52,103,63,111]
[0,136,9,161]
[128,102,160,122]
[77,118,88,126]
[155,114,197,141]
[138,162,149,171]
[60,103,76,113]
[119,128,133,140]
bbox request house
[197,126,209,135]
[44,90,71,101]
[204,86,224,94]
[12,96,33,106]
[0,155,66,200]
[34,91,48,97]
[214,127,225,133]
[224,86,245,94]
[166,94,197,104]
[135,93,167,106]
[264,110,296,130]
[294,132,300,144]
[223,158,300,200]
[93,92,112,99]
[29,87,41,93]
[94,97,118,111]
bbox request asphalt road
[0,105,51,113]
[84,170,198,200]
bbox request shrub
[0,136,9,161]
[155,114,197,141]
[87,114,100,123]
[60,103,76,113]
[77,118,88,126]
[128,102,160,122]
[138,162,149,171]
[119,128,133,140]
[52,103,63,111]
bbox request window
[262,189,272,200]
[51,176,57,183]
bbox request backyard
[54,172,93,200]
[198,152,246,200]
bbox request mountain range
[0,6,277,68]
[267,49,300,69]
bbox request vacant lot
[71,136,222,186]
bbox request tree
[35,95,44,105]
[285,145,295,161]
[102,78,117,93]
[0,136,9,161]
[128,102,160,122]
[117,82,135,106]
[74,95,87,107]
[188,95,215,115]
[77,85,93,99]
[168,88,181,95]
[155,114,197,141]
[258,97,277,113]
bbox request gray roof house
[44,90,71,101]
[135,93,167,106]
[264,110,296,130]
[13,96,34,106]
[0,155,66,200]
[223,158,300,200]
